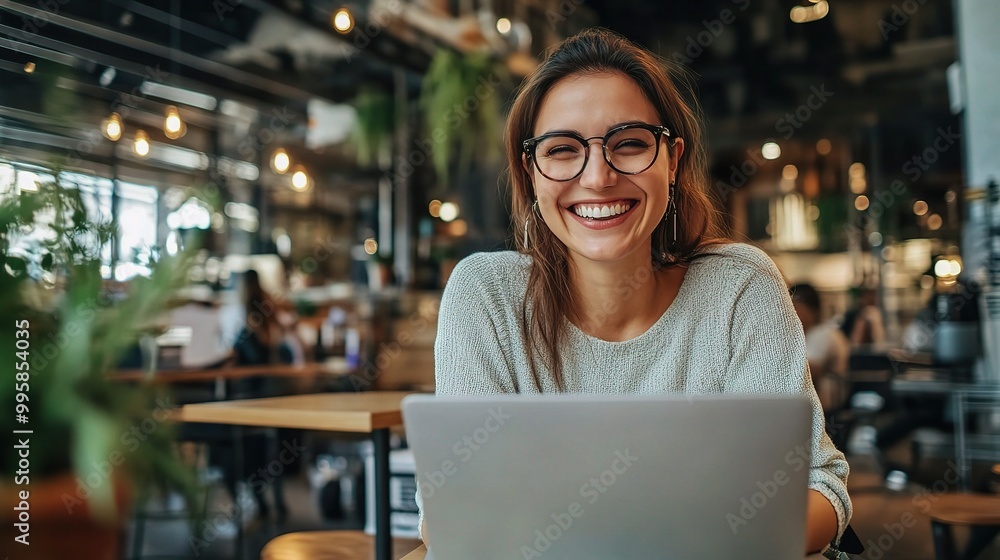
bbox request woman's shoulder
[691,242,784,284]
[446,250,530,299]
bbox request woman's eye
[613,139,650,150]
[545,145,580,157]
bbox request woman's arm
[724,250,852,552]
[433,254,519,395]
[806,489,839,553]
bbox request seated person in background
[421,28,852,556]
[233,268,304,366]
[791,284,851,414]
[840,288,885,347]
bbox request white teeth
[573,202,632,219]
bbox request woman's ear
[671,138,685,173]
[521,153,533,176]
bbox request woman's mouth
[566,199,639,230]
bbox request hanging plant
[352,86,395,169]
[420,49,504,189]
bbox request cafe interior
[1,0,999,558]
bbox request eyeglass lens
[533,126,659,180]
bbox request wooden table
[114,362,349,383]
[175,392,412,560]
[399,545,829,559]
[115,361,354,400]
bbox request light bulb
[291,167,310,191]
[333,8,353,33]
[164,106,185,139]
[102,112,123,141]
[272,149,291,174]
[133,130,150,157]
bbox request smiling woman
[426,28,853,558]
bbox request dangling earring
[524,200,538,249]
[669,180,678,253]
[659,179,678,262]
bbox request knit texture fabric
[423,242,852,543]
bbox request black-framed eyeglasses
[523,123,674,182]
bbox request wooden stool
[929,493,1000,560]
[261,530,422,560]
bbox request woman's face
[527,72,683,266]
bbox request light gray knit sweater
[425,242,852,545]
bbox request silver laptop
[402,393,813,560]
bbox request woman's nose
[577,143,617,190]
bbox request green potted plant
[352,85,396,169]
[0,171,200,559]
[420,49,505,189]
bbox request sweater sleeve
[433,253,519,395]
[723,257,853,545]
[418,253,519,540]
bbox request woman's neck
[568,251,687,342]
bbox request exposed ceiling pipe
[0,0,327,104]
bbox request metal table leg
[234,425,245,559]
[954,392,968,491]
[373,428,391,560]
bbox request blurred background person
[840,288,886,347]
[791,283,851,415]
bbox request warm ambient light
[816,139,832,155]
[439,202,459,222]
[428,199,442,218]
[913,200,928,216]
[496,18,512,34]
[449,219,468,237]
[761,142,780,160]
[333,8,353,33]
[291,167,310,191]
[164,106,185,139]
[364,238,378,255]
[790,0,829,23]
[927,213,943,231]
[23,62,36,74]
[102,112,123,141]
[133,130,150,157]
[934,259,962,278]
[782,165,798,181]
[272,149,291,174]
[855,195,870,211]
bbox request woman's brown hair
[504,28,728,390]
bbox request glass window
[115,181,158,280]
